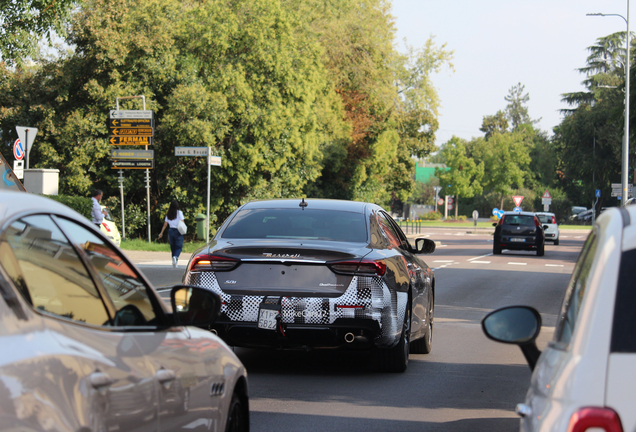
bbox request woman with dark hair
[158,200,185,268]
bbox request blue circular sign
[513,207,522,213]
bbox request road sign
[209,155,222,166]
[109,127,153,136]
[110,110,153,119]
[448,203,453,210]
[611,183,633,197]
[437,198,444,206]
[110,159,154,169]
[447,197,453,204]
[542,190,551,199]
[175,147,210,156]
[542,198,552,205]
[492,208,504,219]
[596,189,601,198]
[13,161,23,179]
[107,118,154,128]
[513,206,522,213]
[16,126,38,169]
[109,136,152,146]
[512,196,524,207]
[13,139,24,160]
[544,204,549,211]
[110,149,154,159]
[472,210,479,220]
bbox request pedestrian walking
[158,200,186,268]
[91,189,106,229]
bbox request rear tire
[493,246,501,255]
[377,306,410,373]
[411,290,433,354]
[554,239,559,245]
[225,391,249,432]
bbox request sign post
[111,97,153,243]
[175,147,222,243]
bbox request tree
[435,136,484,218]
[0,0,77,65]
[504,83,538,130]
[480,110,508,139]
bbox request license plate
[511,238,525,242]
[258,308,278,330]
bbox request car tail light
[552,215,556,224]
[102,223,111,232]
[329,259,386,276]
[189,254,239,272]
[498,216,505,225]
[567,407,623,432]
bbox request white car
[0,191,249,432]
[534,212,559,245]
[482,205,636,432]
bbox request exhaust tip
[344,332,355,343]
[210,329,218,335]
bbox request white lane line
[467,253,493,262]
[433,260,454,263]
[470,261,491,264]
[508,262,527,266]
[545,264,564,267]
[575,236,583,239]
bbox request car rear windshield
[503,215,535,226]
[537,215,553,224]
[222,208,368,242]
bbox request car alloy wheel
[378,304,410,373]
[225,391,248,432]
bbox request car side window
[553,231,598,347]
[0,215,110,326]
[55,218,160,327]
[376,212,402,249]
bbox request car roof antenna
[299,198,308,210]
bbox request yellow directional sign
[109,136,152,146]
[109,127,153,136]
[108,118,154,128]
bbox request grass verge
[120,238,208,253]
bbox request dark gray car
[493,211,547,256]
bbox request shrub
[44,194,92,220]
[420,211,442,220]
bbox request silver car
[0,191,249,432]
[534,212,559,245]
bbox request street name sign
[175,147,209,156]
[110,110,153,119]
[109,136,152,146]
[209,155,222,166]
[611,183,633,197]
[110,149,154,159]
[110,159,154,169]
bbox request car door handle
[89,372,114,389]
[155,368,176,384]
[515,403,532,417]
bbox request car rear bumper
[211,318,381,349]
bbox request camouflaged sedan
[183,199,436,372]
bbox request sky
[391,0,632,147]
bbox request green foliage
[480,111,508,139]
[419,211,442,220]
[0,0,76,65]
[44,194,92,219]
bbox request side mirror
[492,222,497,227]
[171,285,221,327]
[482,306,542,371]
[543,225,549,230]
[414,238,436,254]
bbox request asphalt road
[136,228,587,432]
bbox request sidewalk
[122,249,189,267]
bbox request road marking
[467,253,493,261]
[508,262,527,266]
[433,260,454,263]
[470,261,491,264]
[545,264,564,267]
[575,236,583,239]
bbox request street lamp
[588,3,631,206]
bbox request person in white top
[91,189,107,229]
[158,200,185,268]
